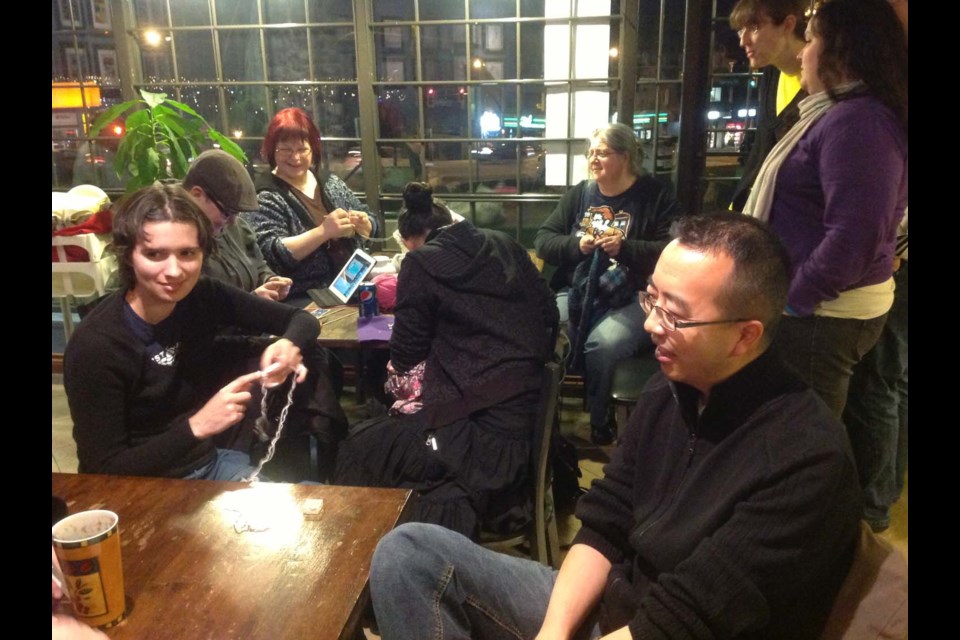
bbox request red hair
[261,107,323,168]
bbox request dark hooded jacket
[391,219,559,428]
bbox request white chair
[52,234,114,342]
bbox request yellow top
[776,72,802,115]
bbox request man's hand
[254,276,293,301]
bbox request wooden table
[52,473,411,640]
[308,304,392,350]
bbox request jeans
[842,264,908,525]
[370,522,602,640]
[558,291,652,427]
[775,312,887,420]
[183,448,259,481]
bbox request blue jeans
[558,291,652,427]
[775,312,887,420]
[842,264,908,525]
[370,522,601,640]
[183,448,259,481]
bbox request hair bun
[402,181,434,214]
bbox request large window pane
[139,39,175,82]
[219,29,263,81]
[376,25,415,82]
[519,24,545,79]
[310,28,357,81]
[374,0,414,21]
[421,25,470,81]
[225,86,268,140]
[215,0,258,25]
[176,85,222,130]
[420,0,464,21]
[307,0,353,22]
[263,88,360,156]
[265,29,309,81]
[169,0,210,27]
[174,31,217,81]
[263,0,305,24]
[470,0,517,19]
[377,85,422,138]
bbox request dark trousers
[775,312,887,420]
[842,264,908,523]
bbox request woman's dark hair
[261,107,323,169]
[397,182,454,240]
[112,183,214,289]
[813,0,908,129]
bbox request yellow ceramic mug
[52,510,126,629]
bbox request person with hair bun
[335,181,559,540]
[242,107,380,304]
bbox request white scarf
[743,81,864,222]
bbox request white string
[243,376,299,483]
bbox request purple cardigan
[769,94,907,316]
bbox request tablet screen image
[331,249,376,299]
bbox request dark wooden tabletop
[52,473,411,640]
[307,304,392,350]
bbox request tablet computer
[307,247,376,307]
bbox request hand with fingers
[259,338,308,389]
[188,371,261,439]
[254,276,293,301]
[322,208,356,240]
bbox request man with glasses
[728,0,808,212]
[368,213,862,639]
[183,150,348,482]
[183,149,294,302]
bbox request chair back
[480,360,564,568]
[819,521,908,639]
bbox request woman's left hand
[596,231,623,258]
[349,210,373,239]
[259,338,307,388]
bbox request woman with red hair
[243,107,379,303]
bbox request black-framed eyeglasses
[638,291,748,332]
[209,195,238,221]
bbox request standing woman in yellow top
[728,0,809,212]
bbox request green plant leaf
[158,121,190,178]
[124,108,152,133]
[163,98,205,121]
[88,99,141,137]
[140,89,168,109]
[135,146,161,190]
[154,110,188,138]
[207,130,248,163]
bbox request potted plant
[88,88,247,192]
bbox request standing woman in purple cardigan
[743,0,907,418]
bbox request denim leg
[843,266,908,521]
[184,448,259,481]
[583,299,652,427]
[370,522,558,640]
[775,313,887,420]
